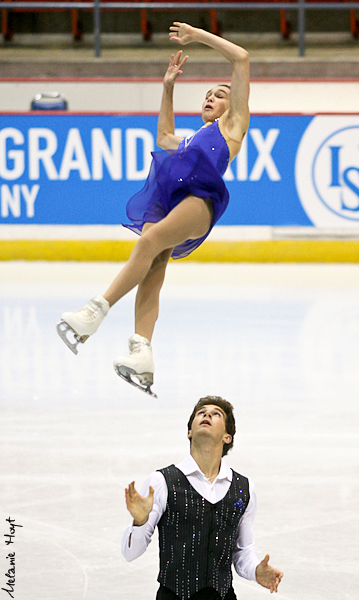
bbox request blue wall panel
[1,114,359,228]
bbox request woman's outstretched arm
[156,50,189,150]
[169,23,250,142]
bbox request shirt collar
[177,454,233,482]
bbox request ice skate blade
[56,321,89,355]
[114,365,157,398]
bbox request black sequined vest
[157,465,250,600]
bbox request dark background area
[0,9,355,36]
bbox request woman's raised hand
[125,481,154,526]
[163,50,189,87]
[169,22,195,45]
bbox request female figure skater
[57,22,250,397]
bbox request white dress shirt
[121,455,260,582]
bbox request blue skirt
[123,146,229,259]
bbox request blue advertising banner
[1,114,359,228]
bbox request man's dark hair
[187,396,236,456]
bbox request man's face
[201,86,230,123]
[188,404,231,446]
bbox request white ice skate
[56,296,110,355]
[113,334,157,398]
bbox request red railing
[1,1,358,43]
[1,0,84,40]
[276,0,358,38]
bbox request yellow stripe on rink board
[0,239,359,263]
[183,240,359,263]
[0,240,136,262]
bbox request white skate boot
[56,295,110,355]
[113,334,157,398]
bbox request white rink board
[1,81,359,242]
[1,80,359,113]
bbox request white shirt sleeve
[121,471,168,562]
[232,478,260,582]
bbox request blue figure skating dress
[123,119,230,259]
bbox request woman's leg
[103,195,213,307]
[111,199,212,393]
[134,237,173,342]
[112,245,169,390]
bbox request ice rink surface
[1,260,359,600]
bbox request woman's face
[201,85,230,123]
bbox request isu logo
[295,116,359,226]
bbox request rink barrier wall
[1,239,359,262]
[1,110,359,261]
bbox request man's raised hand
[256,554,283,593]
[125,481,154,526]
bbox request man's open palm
[256,554,283,593]
[125,481,154,526]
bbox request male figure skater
[122,396,283,599]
